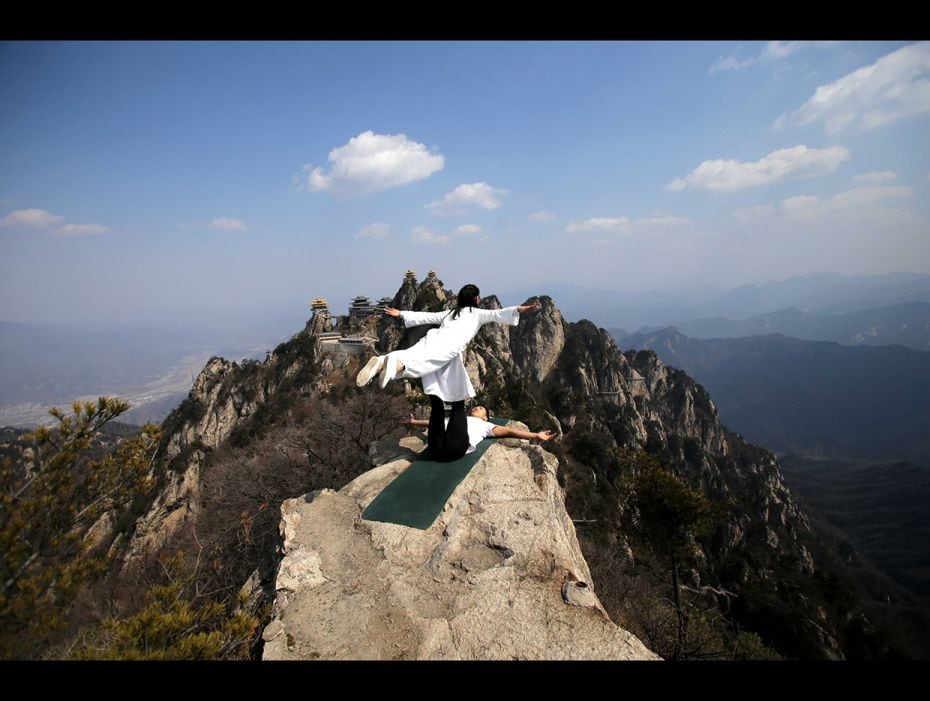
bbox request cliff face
[114,272,851,658]
[450,293,816,600]
[261,428,659,661]
[505,309,830,653]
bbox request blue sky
[1,40,928,329]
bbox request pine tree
[0,397,160,658]
[71,550,261,660]
[617,451,723,659]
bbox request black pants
[427,395,469,462]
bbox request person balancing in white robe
[356,283,546,461]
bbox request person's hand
[384,306,401,318]
[399,413,416,425]
[517,302,541,314]
[537,430,555,441]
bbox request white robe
[388,306,521,401]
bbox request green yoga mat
[361,418,508,530]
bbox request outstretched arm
[490,426,556,441]
[476,303,539,326]
[400,414,430,428]
[477,301,541,327]
[386,307,449,327]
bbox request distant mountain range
[509,272,930,331]
[680,272,930,322]
[499,281,725,329]
[618,328,930,467]
[669,303,930,352]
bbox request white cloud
[426,182,507,216]
[58,223,109,236]
[528,210,556,222]
[0,208,65,229]
[566,217,632,234]
[209,217,247,232]
[455,224,481,235]
[733,184,912,225]
[711,41,840,73]
[667,145,850,192]
[566,215,693,236]
[411,225,450,245]
[296,130,444,195]
[0,208,111,236]
[356,222,391,240]
[710,55,757,73]
[635,215,692,228]
[811,185,911,213]
[762,41,802,61]
[780,42,930,134]
[780,195,822,215]
[852,171,897,185]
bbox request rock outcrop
[261,428,659,660]
[119,356,270,568]
[510,295,567,383]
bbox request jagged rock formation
[261,429,659,660]
[121,355,282,568]
[509,295,567,383]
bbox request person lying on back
[400,402,556,462]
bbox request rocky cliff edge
[261,425,659,661]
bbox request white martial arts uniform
[387,306,521,402]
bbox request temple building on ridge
[317,330,376,355]
[310,297,331,319]
[310,276,415,353]
[348,295,387,319]
[319,333,376,355]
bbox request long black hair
[451,284,480,320]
